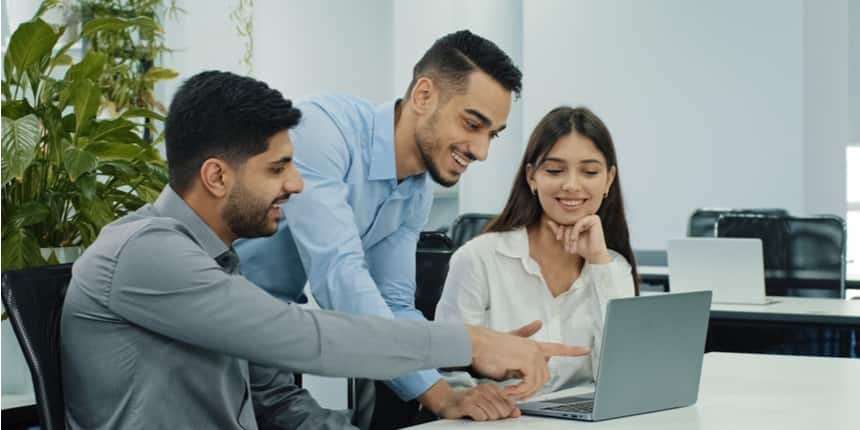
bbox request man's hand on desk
[419,380,520,421]
[466,323,591,400]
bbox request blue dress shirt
[237,94,439,400]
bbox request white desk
[637,291,860,326]
[710,296,860,326]
[408,352,858,430]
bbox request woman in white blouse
[436,106,639,396]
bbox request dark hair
[405,29,522,100]
[486,106,640,294]
[165,70,302,194]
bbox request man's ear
[199,158,233,198]
[409,77,438,116]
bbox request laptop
[669,238,777,305]
[518,291,712,421]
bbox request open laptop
[518,291,712,421]
[669,238,777,305]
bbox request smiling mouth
[557,198,585,209]
[451,150,471,172]
[271,195,291,208]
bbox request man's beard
[222,182,280,239]
[415,112,458,188]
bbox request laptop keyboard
[543,400,594,414]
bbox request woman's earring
[603,191,609,199]
[532,187,538,196]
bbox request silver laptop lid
[668,238,767,304]
[592,291,712,420]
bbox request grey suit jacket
[61,187,470,429]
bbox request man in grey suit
[60,71,589,429]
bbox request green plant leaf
[68,79,102,134]
[99,160,138,177]
[65,51,108,82]
[81,16,161,38]
[143,67,179,82]
[1,229,46,270]
[50,53,74,68]
[63,146,98,181]
[86,141,144,161]
[77,198,115,230]
[6,19,60,76]
[1,100,35,120]
[2,114,41,185]
[9,202,50,228]
[88,118,137,142]
[120,108,165,122]
[76,173,98,201]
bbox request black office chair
[449,213,495,249]
[687,208,789,237]
[715,214,846,298]
[712,214,850,356]
[1,264,73,430]
[415,232,454,321]
[354,232,456,430]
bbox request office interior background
[154,0,859,276]
[2,0,859,414]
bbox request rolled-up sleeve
[107,226,472,380]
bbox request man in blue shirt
[237,30,527,425]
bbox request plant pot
[40,246,83,264]
[1,307,35,398]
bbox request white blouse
[435,227,636,395]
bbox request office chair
[687,208,789,237]
[350,232,456,430]
[713,214,850,356]
[449,213,496,249]
[1,263,73,430]
[715,214,846,298]
[415,231,454,321]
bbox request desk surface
[409,352,858,430]
[636,291,860,326]
[709,295,860,325]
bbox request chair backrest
[415,232,454,321]
[687,208,789,237]
[449,213,496,249]
[1,263,73,430]
[715,214,846,298]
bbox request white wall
[851,0,860,145]
[803,0,851,217]
[523,0,807,250]
[255,0,393,102]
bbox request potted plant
[2,6,175,270]
[2,1,179,410]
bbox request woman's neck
[527,220,580,264]
[526,220,584,297]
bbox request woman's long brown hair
[485,106,640,294]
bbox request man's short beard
[415,112,458,188]
[222,182,277,239]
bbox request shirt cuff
[385,368,442,400]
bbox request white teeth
[558,199,584,207]
[452,151,468,167]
